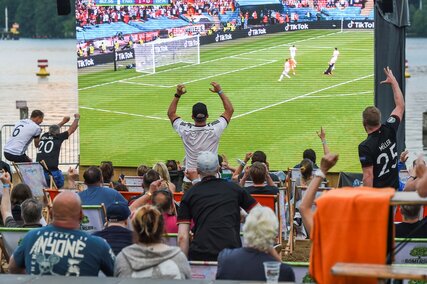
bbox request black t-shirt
[358,115,400,189]
[245,185,279,195]
[93,225,133,255]
[36,131,69,170]
[395,219,427,239]
[217,247,295,282]
[177,176,257,261]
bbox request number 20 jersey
[358,115,400,189]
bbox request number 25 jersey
[358,115,400,189]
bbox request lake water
[0,37,426,165]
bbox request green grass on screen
[78,29,374,171]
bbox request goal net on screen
[134,35,200,74]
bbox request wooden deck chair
[189,261,218,280]
[120,191,143,202]
[164,233,178,246]
[13,162,50,198]
[251,194,283,247]
[0,227,32,263]
[394,238,427,264]
[81,204,107,233]
[123,176,144,192]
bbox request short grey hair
[243,206,278,252]
[21,198,42,224]
[49,124,60,136]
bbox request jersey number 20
[37,141,54,154]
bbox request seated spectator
[178,151,258,261]
[93,202,133,255]
[294,148,318,169]
[78,166,127,208]
[216,206,295,281]
[136,164,150,176]
[404,155,426,192]
[300,153,339,236]
[9,183,32,225]
[241,162,279,195]
[100,161,115,186]
[129,170,161,210]
[297,158,314,187]
[114,183,129,192]
[152,189,178,234]
[234,151,279,182]
[114,205,191,279]
[9,191,115,276]
[415,157,427,197]
[153,162,176,192]
[395,205,427,238]
[1,172,43,228]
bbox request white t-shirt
[284,61,291,72]
[3,119,42,155]
[173,116,228,169]
[289,46,297,58]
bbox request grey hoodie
[114,243,191,279]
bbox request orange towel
[309,187,395,284]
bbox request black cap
[106,202,130,222]
[192,102,208,122]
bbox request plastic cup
[263,261,281,283]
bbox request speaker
[57,0,71,15]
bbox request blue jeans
[44,170,64,188]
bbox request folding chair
[123,176,144,192]
[394,238,427,264]
[0,227,32,263]
[81,204,107,233]
[251,194,283,246]
[120,191,142,201]
[13,162,51,198]
[189,261,218,280]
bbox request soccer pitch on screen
[78,29,373,172]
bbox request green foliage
[302,273,315,283]
[410,246,427,257]
[0,0,74,38]
[408,280,427,284]
[408,0,427,37]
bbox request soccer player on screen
[278,59,291,81]
[289,45,297,60]
[289,58,297,75]
[358,67,405,190]
[324,47,339,75]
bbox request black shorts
[3,152,31,163]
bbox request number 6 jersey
[3,119,42,156]
[358,115,400,189]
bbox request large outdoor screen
[76,0,374,171]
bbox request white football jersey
[3,119,42,155]
[173,116,228,169]
[289,46,297,58]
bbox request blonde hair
[243,206,278,252]
[132,205,164,244]
[153,162,171,182]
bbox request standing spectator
[178,151,258,261]
[1,172,43,228]
[9,192,115,276]
[93,202,133,255]
[216,206,295,281]
[115,205,191,279]
[395,205,427,238]
[78,166,127,208]
[3,110,44,163]
[241,162,279,195]
[167,82,233,188]
[358,67,405,189]
[36,114,80,188]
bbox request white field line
[232,74,374,120]
[308,91,371,98]
[79,106,169,121]
[118,60,278,88]
[78,31,341,91]
[119,81,172,88]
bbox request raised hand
[176,84,187,96]
[209,82,222,94]
[317,127,326,141]
[320,153,339,174]
[380,66,397,85]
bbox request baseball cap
[192,102,208,122]
[197,151,219,173]
[106,202,131,222]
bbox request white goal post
[134,35,200,74]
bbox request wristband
[322,140,327,145]
[217,90,224,95]
[2,184,10,189]
[314,169,326,179]
[408,176,417,180]
[174,93,181,98]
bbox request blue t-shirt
[13,225,115,276]
[78,186,127,208]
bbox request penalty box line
[78,31,341,92]
[232,74,374,120]
[119,59,278,88]
[79,106,169,121]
